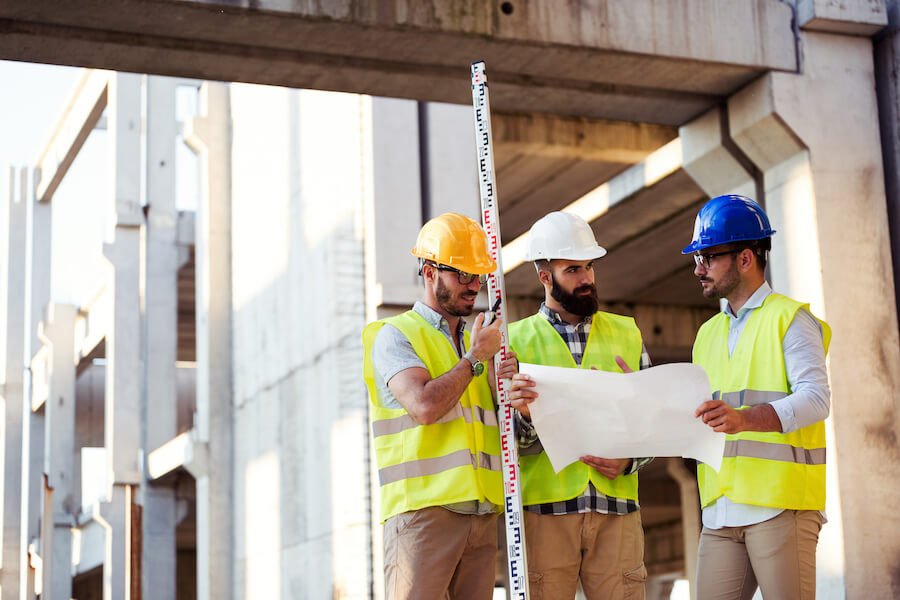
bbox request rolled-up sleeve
[770,309,831,433]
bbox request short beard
[550,275,599,317]
[436,277,475,317]
[701,258,740,299]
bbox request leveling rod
[471,60,530,600]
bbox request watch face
[473,361,485,377]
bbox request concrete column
[141,75,181,600]
[183,82,234,600]
[39,303,78,600]
[22,167,50,599]
[0,167,26,600]
[727,32,900,598]
[99,71,143,600]
[875,1,900,337]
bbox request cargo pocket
[623,563,647,600]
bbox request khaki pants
[696,509,823,600]
[524,511,647,600]
[383,506,499,600]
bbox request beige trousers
[696,509,824,600]
[383,506,499,600]
[524,511,647,600]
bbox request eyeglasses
[692,249,741,269]
[430,263,488,285]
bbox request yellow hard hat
[411,213,497,275]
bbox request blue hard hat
[682,195,776,254]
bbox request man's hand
[695,400,745,433]
[497,352,518,380]
[580,456,631,480]
[508,372,537,419]
[470,312,502,362]
[695,400,782,434]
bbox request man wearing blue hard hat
[685,195,831,600]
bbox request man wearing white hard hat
[501,211,651,599]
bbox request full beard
[436,277,477,317]
[551,276,600,317]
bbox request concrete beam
[0,167,26,600]
[795,0,888,35]
[142,75,181,600]
[22,166,49,598]
[101,70,144,600]
[106,72,143,231]
[183,81,234,600]
[34,69,108,203]
[39,303,78,600]
[494,113,676,162]
[0,0,796,124]
[502,138,686,273]
[679,106,755,199]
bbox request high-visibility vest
[692,293,831,510]
[362,311,503,522]
[508,312,643,505]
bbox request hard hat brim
[524,246,607,262]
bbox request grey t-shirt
[371,301,468,409]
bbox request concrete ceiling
[0,0,796,125]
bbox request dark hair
[533,259,552,272]
[743,238,770,270]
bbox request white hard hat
[523,212,607,261]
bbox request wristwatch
[463,350,485,377]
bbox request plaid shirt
[518,303,653,516]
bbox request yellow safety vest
[362,311,503,522]
[508,312,643,505]
[692,293,831,510]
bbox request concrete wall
[230,84,370,600]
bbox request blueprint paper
[520,362,725,472]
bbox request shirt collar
[539,302,592,327]
[723,281,772,319]
[413,301,466,336]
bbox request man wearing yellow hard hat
[362,213,505,599]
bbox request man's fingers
[472,312,485,333]
[694,399,720,417]
[615,355,633,373]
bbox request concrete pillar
[875,1,900,337]
[39,302,78,600]
[726,32,900,598]
[99,71,143,600]
[183,82,234,600]
[0,168,26,600]
[141,75,181,600]
[22,167,51,599]
[666,458,699,600]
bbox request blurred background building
[0,1,898,599]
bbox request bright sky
[0,60,82,170]
[1,59,107,306]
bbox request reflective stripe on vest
[379,449,502,485]
[724,439,826,465]
[508,311,643,505]
[372,404,499,438]
[362,310,503,522]
[693,293,831,511]
[712,389,788,407]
